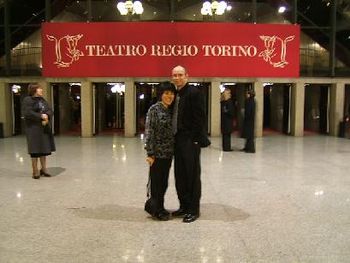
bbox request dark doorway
[135,82,210,135]
[345,85,350,118]
[319,85,329,134]
[342,85,350,138]
[135,82,160,135]
[304,84,330,135]
[221,83,251,136]
[263,83,291,136]
[282,85,291,134]
[51,83,81,135]
[94,83,125,135]
[263,84,272,130]
[11,83,29,135]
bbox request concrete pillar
[290,81,305,136]
[81,81,93,137]
[253,81,263,137]
[124,80,136,137]
[329,82,345,136]
[210,81,221,136]
[0,81,13,137]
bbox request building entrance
[263,83,291,136]
[221,83,251,136]
[304,84,330,135]
[94,83,125,135]
[51,83,81,136]
[135,82,210,135]
[342,84,350,138]
[10,83,29,135]
[135,82,160,135]
[344,85,350,119]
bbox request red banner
[42,22,300,78]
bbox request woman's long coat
[22,96,56,154]
[242,97,256,139]
[221,99,234,134]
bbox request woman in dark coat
[242,90,256,153]
[220,88,234,151]
[22,83,56,179]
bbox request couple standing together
[144,65,207,223]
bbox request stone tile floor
[0,135,349,262]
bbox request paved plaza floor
[0,135,349,262]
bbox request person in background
[171,65,207,223]
[220,88,234,151]
[144,81,176,221]
[22,83,56,179]
[241,89,256,153]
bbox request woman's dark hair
[157,81,176,100]
[28,83,41,96]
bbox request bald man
[171,65,206,223]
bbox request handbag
[144,170,157,216]
[42,121,52,134]
[144,198,157,216]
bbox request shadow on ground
[71,203,250,223]
[47,167,66,176]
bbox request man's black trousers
[222,133,232,151]
[174,133,201,215]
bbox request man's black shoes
[168,209,200,222]
[240,148,255,153]
[183,213,199,223]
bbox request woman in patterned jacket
[144,81,176,221]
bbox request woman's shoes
[40,169,52,177]
[154,210,170,221]
[32,173,40,179]
[32,170,51,179]
[32,169,52,179]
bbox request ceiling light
[278,6,286,13]
[201,1,229,16]
[111,83,125,94]
[12,85,21,93]
[117,0,143,16]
